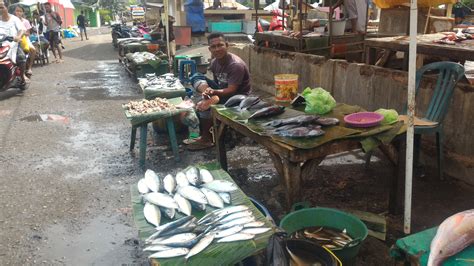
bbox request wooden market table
[212,106,407,214]
[365,33,474,69]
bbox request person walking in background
[453,0,472,25]
[43,2,63,63]
[15,5,36,77]
[76,10,88,41]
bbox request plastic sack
[265,232,289,266]
[302,87,336,115]
[375,108,399,125]
[20,35,29,53]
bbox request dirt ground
[0,31,473,265]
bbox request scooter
[0,36,28,92]
[257,9,288,32]
[111,23,132,48]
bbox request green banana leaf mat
[131,163,274,265]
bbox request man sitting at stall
[332,0,368,34]
[187,32,251,150]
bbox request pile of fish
[144,205,272,260]
[290,226,354,250]
[224,95,285,119]
[262,114,339,138]
[138,167,237,227]
[139,73,184,91]
[125,97,177,115]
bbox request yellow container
[275,74,298,102]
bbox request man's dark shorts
[48,30,61,48]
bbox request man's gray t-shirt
[210,52,251,101]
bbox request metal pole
[164,0,171,71]
[405,0,418,235]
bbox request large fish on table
[238,96,260,110]
[263,115,320,128]
[248,105,285,119]
[275,125,325,138]
[224,94,247,107]
[428,209,474,266]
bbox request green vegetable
[302,87,336,115]
[375,108,399,125]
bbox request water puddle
[20,114,69,123]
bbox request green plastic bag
[302,87,336,115]
[375,108,399,125]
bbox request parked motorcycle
[111,23,135,48]
[0,36,28,92]
[258,9,288,32]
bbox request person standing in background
[332,0,368,34]
[14,5,36,77]
[453,0,472,25]
[76,10,88,41]
[43,2,63,63]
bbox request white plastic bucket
[330,20,346,36]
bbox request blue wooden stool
[130,116,180,169]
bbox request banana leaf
[131,163,274,265]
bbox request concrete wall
[229,45,474,185]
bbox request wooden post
[424,6,432,34]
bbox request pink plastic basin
[344,112,384,128]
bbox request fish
[241,227,272,235]
[158,223,197,238]
[217,216,256,230]
[145,192,179,209]
[271,124,300,132]
[315,117,339,126]
[428,209,474,266]
[190,200,207,211]
[185,234,215,261]
[143,202,161,227]
[224,94,247,107]
[178,186,208,205]
[143,245,172,252]
[174,193,192,216]
[202,180,238,193]
[214,225,244,239]
[275,125,325,138]
[137,178,150,194]
[148,248,189,259]
[238,96,260,110]
[199,169,214,183]
[197,205,249,225]
[152,233,197,246]
[218,210,254,224]
[162,207,176,219]
[218,192,231,204]
[144,169,162,192]
[263,115,321,128]
[217,233,255,243]
[200,187,225,209]
[166,234,203,248]
[247,101,272,111]
[248,105,285,119]
[146,216,195,242]
[244,221,266,228]
[175,171,189,187]
[185,167,201,186]
[163,174,176,194]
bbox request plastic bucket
[330,20,346,36]
[280,206,368,264]
[275,74,298,102]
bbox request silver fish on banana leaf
[198,205,249,225]
[175,171,189,187]
[244,221,266,228]
[137,178,150,194]
[158,223,197,238]
[218,192,231,204]
[163,174,176,194]
[224,94,247,107]
[248,105,285,119]
[202,180,238,193]
[218,210,254,224]
[161,207,176,219]
[145,216,194,242]
[152,233,196,246]
[199,168,214,183]
[185,167,201,186]
[200,187,224,209]
[190,200,207,211]
[241,227,272,235]
[148,248,189,259]
[217,233,255,243]
[143,202,161,227]
[275,125,325,138]
[238,96,260,110]
[143,245,172,252]
[144,169,162,193]
[213,225,244,239]
[263,115,320,128]
[178,186,208,204]
[144,192,179,209]
[217,216,256,230]
[247,101,272,111]
[185,234,215,261]
[315,117,339,126]
[174,193,192,216]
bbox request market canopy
[373,0,455,8]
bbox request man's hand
[203,88,215,96]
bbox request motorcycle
[111,23,133,48]
[0,36,28,92]
[258,9,288,32]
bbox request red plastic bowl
[344,112,384,128]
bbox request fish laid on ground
[185,167,201,186]
[263,115,320,128]
[247,101,272,111]
[200,187,224,209]
[148,248,189,259]
[145,192,179,209]
[143,245,172,252]
[144,169,162,192]
[146,216,194,242]
[428,209,474,266]
[218,210,253,224]
[224,94,247,107]
[152,233,197,246]
[217,233,255,243]
[162,207,176,219]
[137,178,150,194]
[163,174,176,194]
[238,96,260,110]
[174,193,192,216]
[143,202,161,227]
[199,169,214,183]
[185,234,215,261]
[214,225,244,239]
[315,117,339,126]
[275,125,325,138]
[175,171,189,187]
[241,227,272,235]
[178,186,208,205]
[202,180,238,193]
[244,221,266,228]
[248,105,285,119]
[217,216,256,230]
[218,192,231,204]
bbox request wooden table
[365,33,474,69]
[212,108,407,214]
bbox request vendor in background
[159,15,176,59]
[15,5,36,77]
[453,0,472,25]
[332,0,368,34]
[186,32,251,150]
[43,2,63,63]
